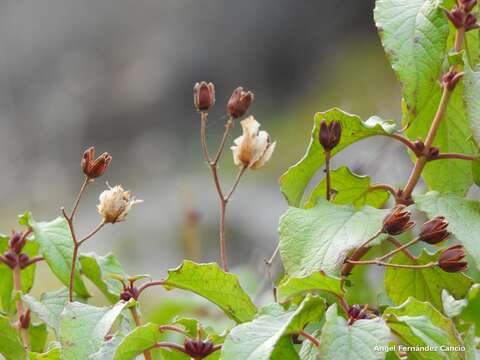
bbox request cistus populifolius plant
[1,1,480,359]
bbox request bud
[227,87,254,119]
[382,206,415,235]
[18,253,30,269]
[184,339,215,359]
[97,185,143,224]
[19,309,30,329]
[459,0,477,13]
[120,286,138,301]
[2,251,17,269]
[445,7,465,28]
[465,13,479,30]
[82,147,112,179]
[439,245,468,272]
[231,116,276,169]
[9,231,26,254]
[419,216,449,244]
[193,82,215,112]
[348,304,374,321]
[319,120,342,151]
[442,70,462,91]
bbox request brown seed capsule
[184,339,215,358]
[227,87,254,119]
[319,120,342,151]
[18,253,30,269]
[459,0,477,13]
[382,206,415,235]
[465,13,479,30]
[419,216,449,244]
[2,251,17,269]
[193,81,215,112]
[439,245,468,272]
[81,147,112,179]
[445,7,465,28]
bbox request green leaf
[383,297,465,359]
[79,252,128,303]
[415,191,480,270]
[279,199,388,276]
[384,249,472,310]
[89,329,126,360]
[279,109,396,206]
[23,288,72,335]
[0,314,27,360]
[313,304,390,360]
[464,325,477,360]
[114,323,160,360]
[276,272,343,303]
[304,166,390,209]
[29,322,48,354]
[374,0,448,114]
[26,214,89,298]
[442,289,467,318]
[59,301,130,359]
[464,56,480,145]
[460,284,480,336]
[163,260,257,323]
[29,347,61,360]
[0,235,39,314]
[220,295,326,360]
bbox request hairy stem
[130,307,152,360]
[13,266,30,351]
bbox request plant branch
[225,166,247,202]
[345,259,437,269]
[325,150,332,201]
[385,133,419,154]
[78,220,106,246]
[69,176,90,221]
[369,183,398,198]
[299,330,320,347]
[13,266,30,351]
[212,116,234,165]
[431,153,479,161]
[137,280,166,298]
[130,306,152,360]
[158,325,188,336]
[377,237,420,262]
[387,237,415,260]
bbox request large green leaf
[220,295,326,360]
[163,260,257,323]
[29,323,48,354]
[383,297,465,360]
[79,252,127,303]
[279,109,396,206]
[276,272,343,303]
[113,323,160,360]
[0,234,39,314]
[26,214,89,298]
[0,314,27,360]
[376,0,475,195]
[384,250,473,310]
[59,301,129,359]
[415,191,480,270]
[304,166,390,209]
[312,304,390,360]
[279,199,388,276]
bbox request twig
[299,330,320,347]
[431,153,478,161]
[137,280,166,298]
[369,183,398,198]
[78,221,105,246]
[212,116,234,165]
[384,133,419,154]
[264,244,280,302]
[387,237,415,260]
[345,259,437,269]
[325,150,332,201]
[377,237,420,262]
[13,266,30,351]
[225,166,247,202]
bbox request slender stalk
[212,116,234,165]
[225,166,247,202]
[432,153,478,161]
[384,133,419,154]
[325,150,332,201]
[70,177,90,220]
[200,112,212,163]
[78,221,105,246]
[13,266,30,351]
[130,307,152,360]
[387,237,415,260]
[158,325,188,335]
[454,28,465,53]
[345,259,437,269]
[137,280,166,298]
[335,294,350,315]
[219,201,228,271]
[299,330,320,347]
[377,237,420,262]
[369,183,398,198]
[264,244,280,302]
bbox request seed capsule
[9,231,26,254]
[227,87,254,119]
[419,216,449,244]
[439,245,468,272]
[382,206,415,235]
[184,339,215,358]
[319,120,342,151]
[97,185,143,224]
[81,146,112,179]
[193,81,215,111]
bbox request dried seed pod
[184,338,215,359]
[319,120,342,151]
[97,185,143,224]
[439,245,468,272]
[18,253,30,269]
[419,216,449,244]
[382,206,415,235]
[227,87,254,118]
[81,146,112,179]
[193,81,215,111]
[9,231,26,254]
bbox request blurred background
[0,0,426,323]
